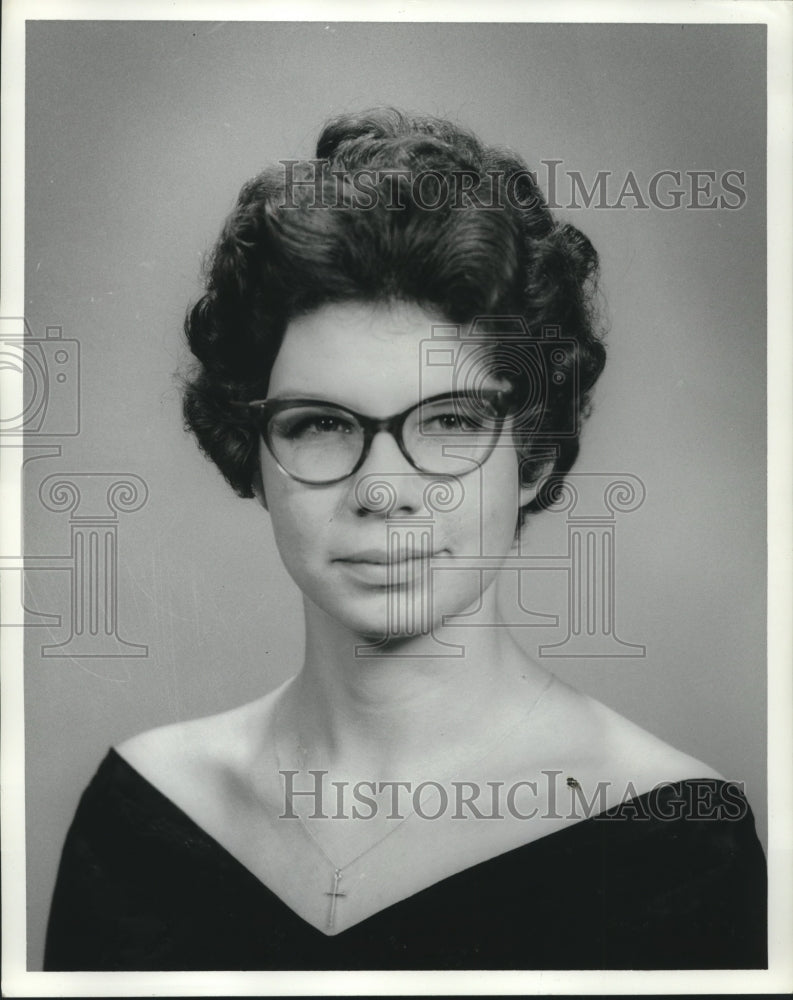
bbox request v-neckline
[105,747,718,939]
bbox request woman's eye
[423,411,481,433]
[287,413,354,437]
[313,416,348,433]
[434,413,469,431]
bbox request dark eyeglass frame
[235,389,516,485]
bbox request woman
[44,108,766,971]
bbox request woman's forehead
[268,300,488,409]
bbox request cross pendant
[324,868,347,930]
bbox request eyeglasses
[240,390,516,485]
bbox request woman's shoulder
[114,680,291,813]
[539,677,723,801]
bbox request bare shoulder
[602,698,720,781]
[541,677,723,795]
[115,680,290,801]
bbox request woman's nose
[348,429,425,516]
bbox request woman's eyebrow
[265,390,344,403]
[264,390,471,405]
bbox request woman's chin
[353,623,434,647]
[305,578,489,648]
[321,602,441,649]
[341,612,434,645]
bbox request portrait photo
[1,2,790,996]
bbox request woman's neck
[276,588,551,782]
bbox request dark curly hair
[182,108,606,525]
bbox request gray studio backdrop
[23,21,766,969]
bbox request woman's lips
[336,545,447,564]
[339,549,429,565]
[334,549,446,585]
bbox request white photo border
[2,0,791,996]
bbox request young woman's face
[260,300,533,640]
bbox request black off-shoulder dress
[43,749,767,971]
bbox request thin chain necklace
[273,673,555,931]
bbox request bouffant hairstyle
[182,108,606,525]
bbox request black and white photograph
[1,1,791,995]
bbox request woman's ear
[517,452,555,511]
[518,479,542,511]
[252,462,268,510]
